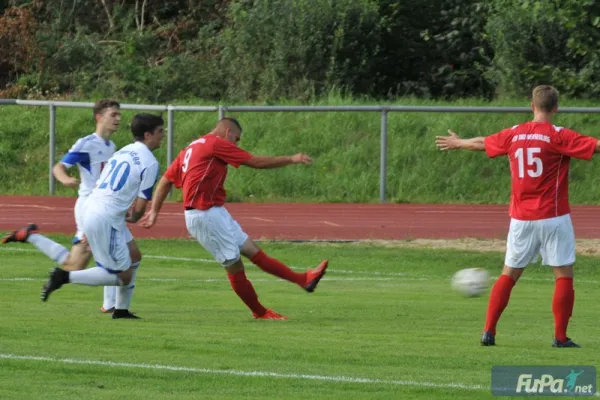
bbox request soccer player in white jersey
[40,113,164,319]
[1,99,142,314]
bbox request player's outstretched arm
[435,130,486,152]
[243,153,313,169]
[52,162,79,187]
[139,176,173,228]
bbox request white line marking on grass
[141,254,215,263]
[1,278,38,281]
[0,247,215,263]
[0,277,403,283]
[491,276,600,284]
[0,353,485,391]
[141,277,405,283]
[1,247,599,283]
[0,247,409,277]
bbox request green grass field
[2,95,600,204]
[1,236,598,399]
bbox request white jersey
[87,141,160,221]
[60,133,116,198]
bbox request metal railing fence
[2,99,600,202]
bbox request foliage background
[1,0,598,103]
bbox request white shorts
[505,214,575,268]
[82,211,131,272]
[185,206,249,267]
[73,195,89,244]
[73,196,132,245]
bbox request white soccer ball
[451,268,489,297]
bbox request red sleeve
[484,128,513,158]
[212,138,253,168]
[164,150,183,188]
[554,128,598,160]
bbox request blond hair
[532,85,559,113]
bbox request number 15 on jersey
[514,147,543,178]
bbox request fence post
[218,105,225,120]
[380,109,388,203]
[49,103,56,195]
[167,105,175,198]
[167,105,174,167]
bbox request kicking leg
[184,207,288,320]
[3,223,92,270]
[61,241,92,271]
[4,224,69,265]
[240,238,328,292]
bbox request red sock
[484,274,516,335]
[552,277,574,342]
[250,250,306,287]
[227,270,268,316]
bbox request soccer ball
[451,268,489,297]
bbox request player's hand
[62,177,79,187]
[79,235,88,246]
[139,210,158,229]
[291,153,313,164]
[435,130,462,151]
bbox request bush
[216,0,383,101]
[486,0,600,98]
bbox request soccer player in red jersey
[435,85,600,348]
[140,117,328,320]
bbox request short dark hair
[221,117,242,133]
[131,113,164,141]
[93,98,120,117]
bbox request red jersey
[164,134,253,210]
[484,122,597,220]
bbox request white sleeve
[138,162,160,200]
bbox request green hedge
[1,0,599,102]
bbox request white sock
[27,233,70,265]
[69,267,122,286]
[102,286,117,309]
[115,261,139,310]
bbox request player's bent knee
[118,268,135,285]
[63,250,92,270]
[224,258,244,274]
[240,239,260,259]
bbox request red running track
[1,195,600,240]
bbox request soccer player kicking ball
[139,117,328,320]
[40,114,164,320]
[435,85,600,348]
[2,99,140,315]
